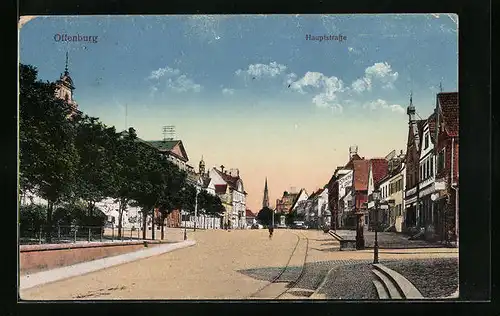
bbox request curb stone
[20,240,196,290]
[309,266,339,299]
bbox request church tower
[262,177,269,208]
[199,156,206,176]
[55,52,78,113]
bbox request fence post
[88,227,91,242]
[74,227,77,243]
[58,225,61,242]
[112,223,114,242]
[130,228,132,240]
[100,227,103,242]
[137,226,140,239]
[39,225,42,244]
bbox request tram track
[247,231,309,299]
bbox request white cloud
[363,99,405,113]
[351,77,372,93]
[170,75,202,93]
[236,61,288,79]
[290,71,345,111]
[351,62,399,92]
[147,66,202,94]
[148,67,180,80]
[222,88,235,95]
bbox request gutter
[450,137,458,246]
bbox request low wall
[20,240,166,275]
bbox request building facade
[209,166,247,229]
[404,95,426,234]
[433,92,459,243]
[418,114,439,240]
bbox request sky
[19,14,458,212]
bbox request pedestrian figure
[268,223,274,239]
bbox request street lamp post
[194,186,199,232]
[372,189,381,264]
[183,210,187,240]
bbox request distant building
[245,209,256,227]
[404,94,427,234]
[289,189,309,217]
[209,166,247,229]
[366,158,390,230]
[275,190,299,214]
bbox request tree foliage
[257,207,274,225]
[18,63,203,242]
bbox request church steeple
[65,51,69,74]
[199,155,205,175]
[407,91,416,123]
[262,177,269,208]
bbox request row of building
[326,91,459,242]
[267,91,458,243]
[21,60,249,231]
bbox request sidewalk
[20,239,196,291]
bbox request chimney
[220,165,225,173]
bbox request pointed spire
[410,90,413,105]
[439,82,443,92]
[262,177,270,208]
[65,51,69,74]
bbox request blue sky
[19,14,458,210]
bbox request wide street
[20,228,458,300]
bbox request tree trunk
[46,201,53,242]
[151,207,156,240]
[142,210,147,240]
[118,199,124,238]
[160,212,165,240]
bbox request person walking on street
[268,222,274,239]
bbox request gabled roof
[370,158,389,185]
[344,154,363,169]
[214,184,227,194]
[246,209,255,217]
[353,160,370,191]
[437,92,459,137]
[289,189,307,211]
[147,140,189,162]
[214,168,242,191]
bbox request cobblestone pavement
[316,262,378,300]
[383,258,459,298]
[19,228,458,300]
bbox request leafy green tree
[155,162,190,240]
[19,64,79,242]
[73,114,119,219]
[108,127,144,238]
[198,191,225,216]
[19,204,47,232]
[257,207,274,226]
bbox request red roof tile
[427,112,437,144]
[438,92,459,137]
[370,159,389,185]
[344,154,363,169]
[214,169,240,190]
[245,209,255,217]
[353,160,370,191]
[214,184,227,194]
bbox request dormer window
[424,133,429,149]
[65,93,69,101]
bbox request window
[437,149,445,172]
[424,133,429,149]
[427,159,431,178]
